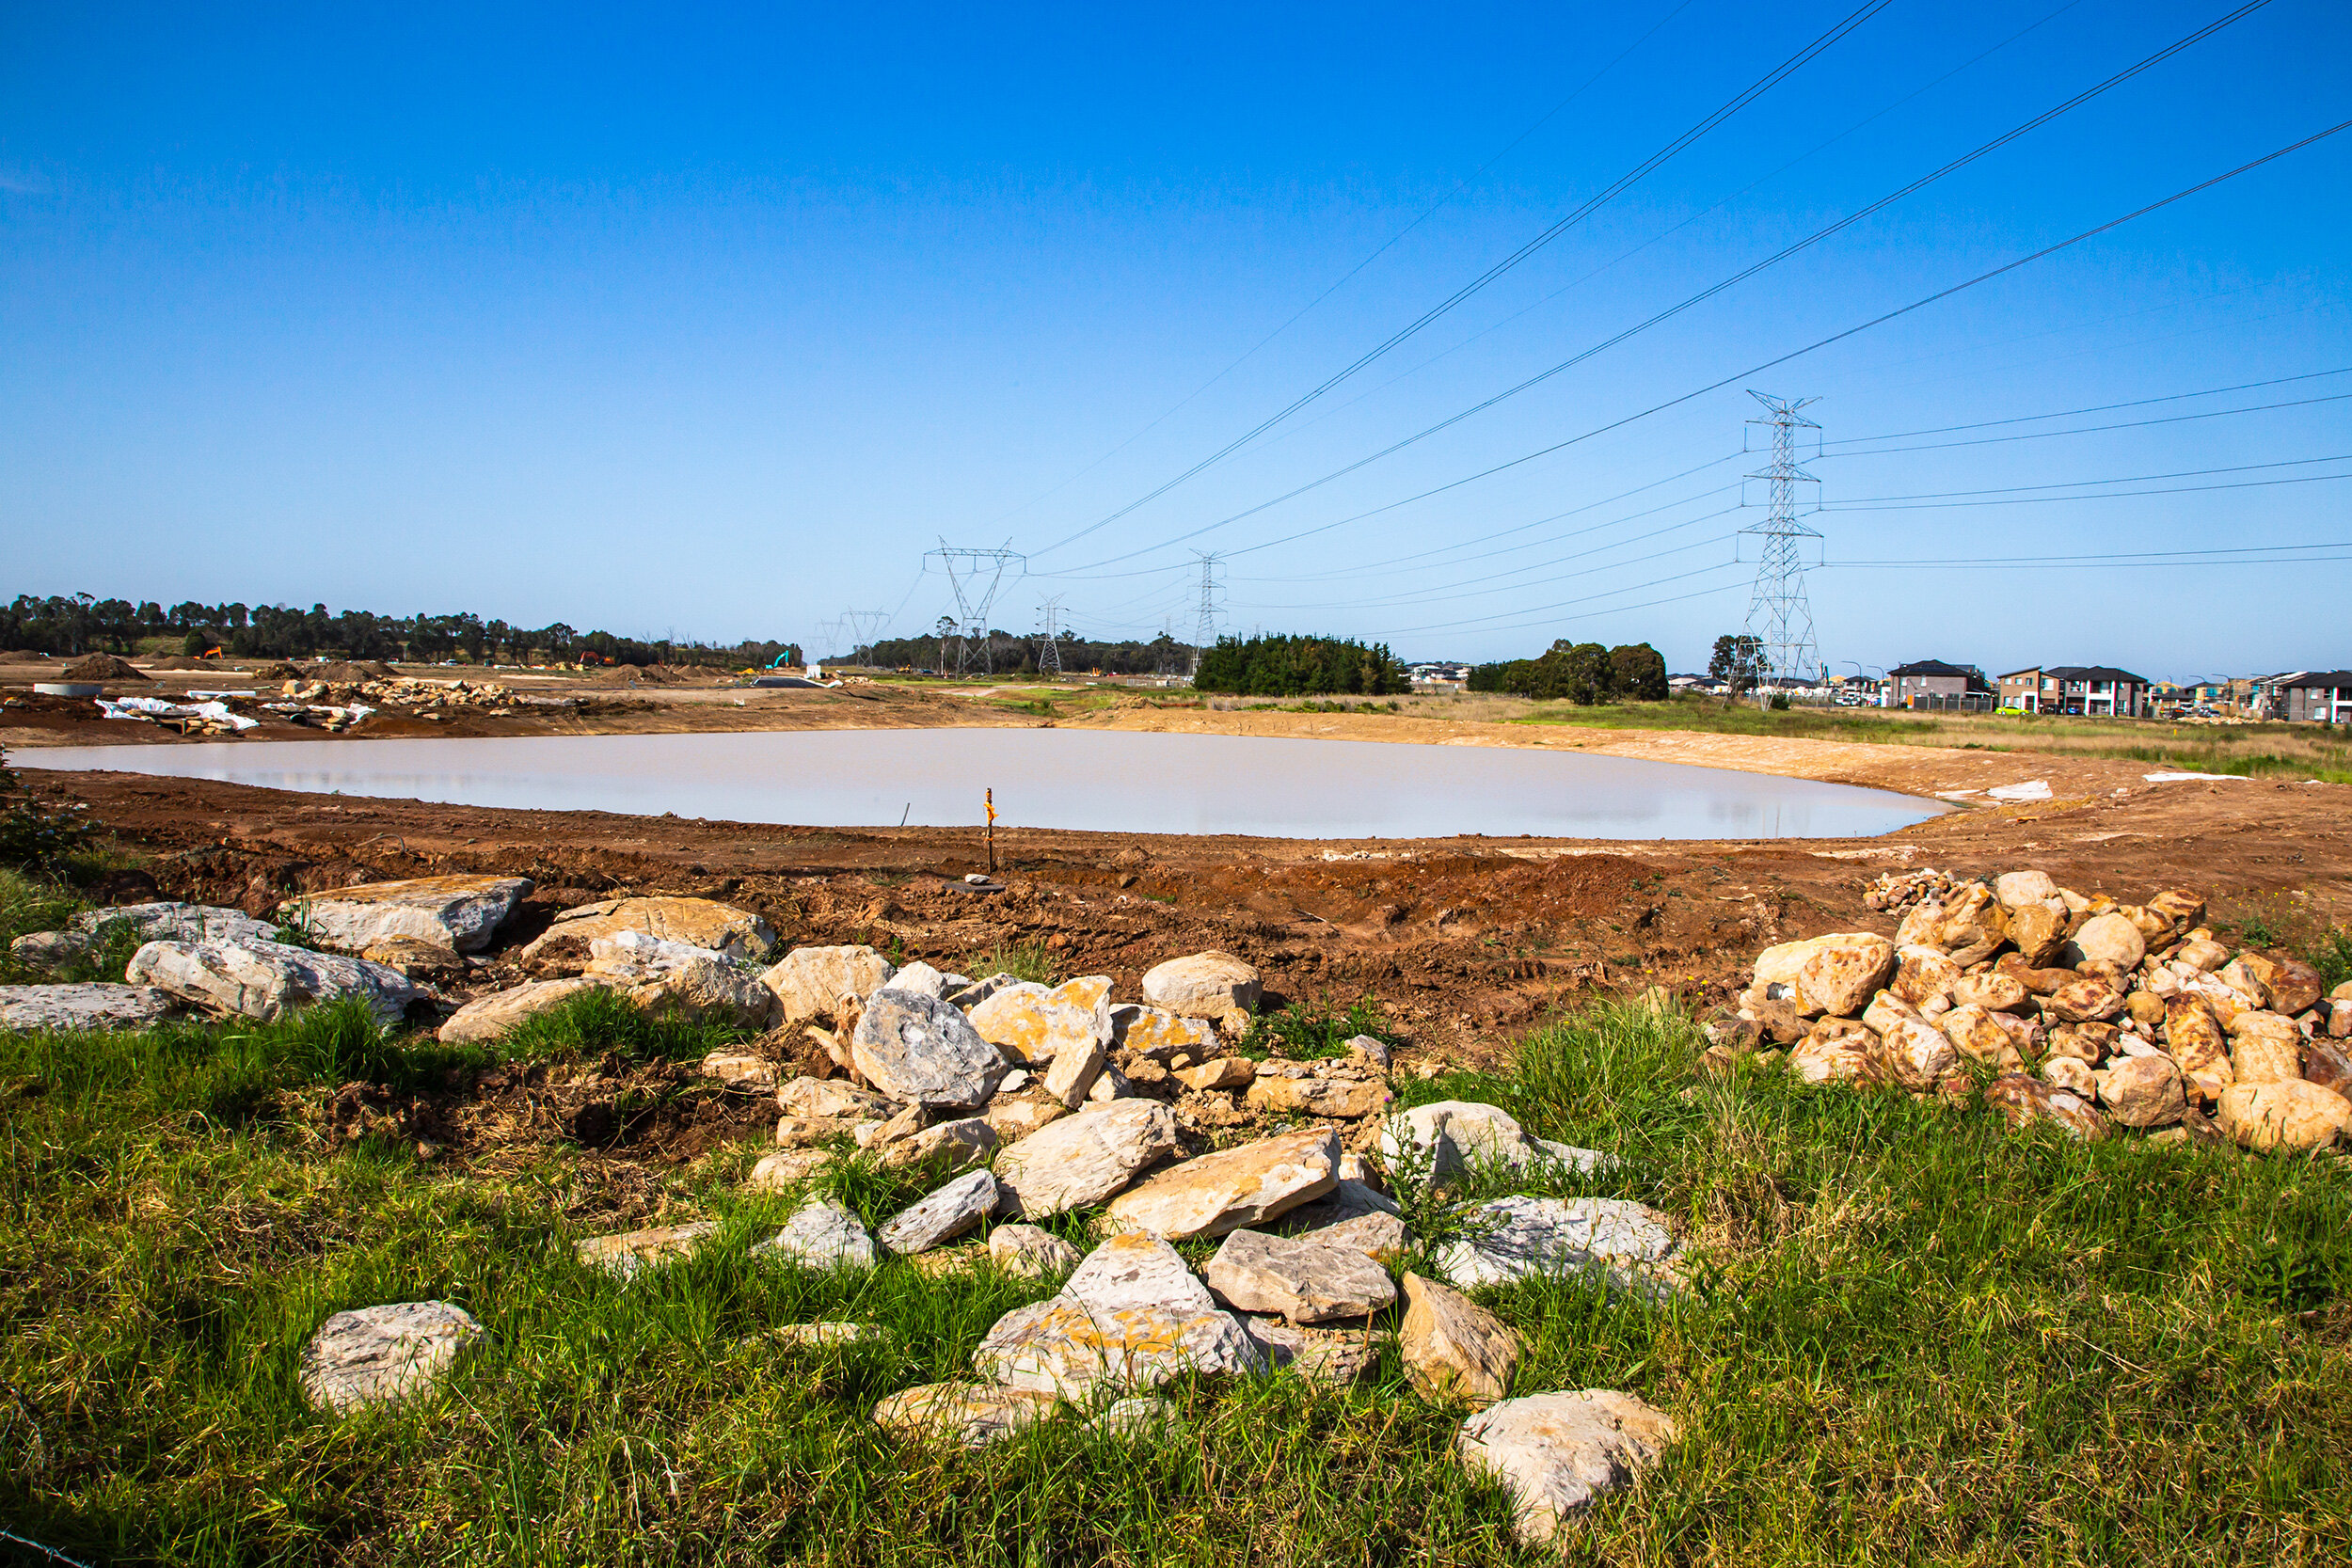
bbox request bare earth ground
[8,657,2345,1066]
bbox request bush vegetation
[1191,633,1406,697]
[1468,641,1667,704]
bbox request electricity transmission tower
[838,610,889,666]
[1189,552,1224,678]
[1155,613,1177,676]
[926,541,1025,674]
[1740,391,1822,708]
[814,617,845,664]
[1035,595,1066,674]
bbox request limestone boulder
[971,974,1112,1065]
[523,896,774,972]
[1861,993,1957,1089]
[879,1168,998,1254]
[2175,937,2232,973]
[1399,1273,1518,1406]
[76,901,279,947]
[872,1383,1059,1448]
[2047,975,2128,1024]
[875,1117,998,1175]
[1203,1228,1396,1324]
[974,1233,1262,1400]
[1994,870,2058,909]
[1788,1020,1883,1085]
[1175,1057,1256,1092]
[2231,1015,2304,1086]
[1141,951,1261,1033]
[1940,1005,2026,1073]
[992,1100,1179,1218]
[851,989,1007,1110]
[1041,1032,1106,1108]
[2216,1079,2352,1151]
[1795,934,1896,1019]
[779,1077,896,1119]
[1951,972,2030,1014]
[575,1221,720,1280]
[699,1050,779,1091]
[299,1301,485,1414]
[126,939,418,1027]
[746,1148,834,1192]
[988,1224,1083,1280]
[1108,1003,1217,1063]
[759,943,898,1025]
[1984,1074,2106,1140]
[1378,1101,1560,1181]
[284,874,532,954]
[357,936,466,981]
[1104,1128,1338,1240]
[437,977,605,1043]
[1751,934,1845,992]
[1889,945,1962,1011]
[884,960,955,1000]
[752,1198,879,1271]
[2099,1053,2185,1128]
[775,1114,863,1148]
[1437,1196,1677,1291]
[1237,1315,1379,1385]
[1243,1071,1391,1120]
[0,983,181,1032]
[1458,1390,1678,1545]
[8,929,96,972]
[2064,912,2146,972]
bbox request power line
[1820,390,2352,457]
[1823,467,2352,511]
[1025,0,1898,560]
[1829,541,2352,567]
[1822,451,2352,503]
[1825,365,2352,445]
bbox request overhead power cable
[1025,0,1897,559]
[1822,451,2352,503]
[1058,115,2352,574]
[1830,541,2352,567]
[1825,468,2352,511]
[1826,364,2352,444]
[1055,0,2284,569]
[1820,391,2352,457]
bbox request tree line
[0,594,797,670]
[856,626,1192,677]
[1468,640,1668,703]
[1193,633,1406,697]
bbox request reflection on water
[18,728,1943,841]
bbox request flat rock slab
[1400,1273,1519,1406]
[1380,1101,1543,1180]
[1458,1390,1678,1544]
[779,1076,897,1119]
[1204,1228,1396,1323]
[989,1224,1083,1279]
[1109,1003,1216,1063]
[976,1231,1263,1401]
[1240,1315,1381,1385]
[993,1100,1179,1218]
[879,1168,999,1254]
[873,1382,1061,1447]
[523,896,775,971]
[126,938,419,1027]
[971,974,1112,1065]
[76,901,280,947]
[852,989,1007,1110]
[299,1301,485,1414]
[1298,1209,1409,1260]
[575,1221,720,1280]
[437,977,605,1043]
[0,983,180,1033]
[1437,1196,1677,1291]
[761,944,898,1024]
[285,874,532,954]
[1104,1128,1339,1240]
[753,1198,879,1271]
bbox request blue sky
[2,1,2345,677]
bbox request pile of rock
[1717,870,2352,1152]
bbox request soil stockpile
[58,654,148,682]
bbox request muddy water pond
[21,728,1943,840]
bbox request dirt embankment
[24,744,2348,1066]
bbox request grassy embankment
[6,860,2350,1564]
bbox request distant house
[2047,666,2152,717]
[1883,659,1991,711]
[2252,671,2352,723]
[1997,665,2052,711]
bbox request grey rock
[851,989,1008,1110]
[1203,1229,1397,1323]
[285,874,532,954]
[299,1301,485,1414]
[574,1221,720,1280]
[989,1223,1083,1280]
[1103,1128,1339,1240]
[0,983,180,1032]
[872,1382,1059,1447]
[125,938,418,1026]
[992,1099,1179,1219]
[75,901,280,947]
[945,971,1028,1011]
[879,1168,999,1254]
[1437,1196,1677,1291]
[778,1076,897,1120]
[753,1198,879,1271]
[1089,1395,1184,1441]
[887,960,953,999]
[1457,1390,1679,1544]
[975,1232,1262,1400]
[1239,1314,1381,1384]
[8,929,95,971]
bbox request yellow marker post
[985,788,997,876]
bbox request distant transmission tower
[1035,595,1066,674]
[1189,552,1224,677]
[926,541,1025,674]
[1155,613,1177,676]
[1740,391,1822,707]
[838,609,889,666]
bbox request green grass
[962,940,1058,987]
[4,992,2350,1564]
[1235,991,1400,1061]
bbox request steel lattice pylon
[1189,551,1223,677]
[1035,594,1066,674]
[926,540,1025,674]
[1740,390,1823,706]
[838,610,889,666]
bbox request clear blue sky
[3,1,2346,678]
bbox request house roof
[2045,665,2150,685]
[2267,670,2352,689]
[1886,659,1975,677]
[1996,666,2043,680]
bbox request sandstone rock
[2044,1023,2111,1066]
[851,989,1007,1110]
[436,977,603,1043]
[2163,996,2233,1101]
[760,943,898,1024]
[2231,1022,2304,1087]
[1751,934,1846,991]
[2099,1053,2185,1128]
[1343,1033,1391,1069]
[1438,1196,1677,1291]
[2332,1000,2352,1041]
[1788,1020,1883,1085]
[299,1301,485,1414]
[2047,975,2127,1024]
[1941,1005,2026,1073]
[1086,1063,1133,1102]
[745,1148,834,1191]
[8,929,96,972]
[1994,870,2058,909]
[2215,1078,2352,1151]
[1141,951,1262,1033]
[2065,912,2147,972]
[989,1223,1083,1279]
[871,1382,1059,1448]
[774,1114,862,1148]
[1108,1002,1217,1063]
[1042,1032,1106,1108]
[700,1050,779,1090]
[127,939,418,1027]
[1795,934,1896,1019]
[877,1117,998,1175]
[1175,1057,1256,1092]
[2042,1056,2096,1096]
[973,974,1113,1066]
[1243,1073,1391,1120]
[1237,1316,1379,1384]
[575,1221,720,1280]
[1399,1273,1518,1406]
[1204,1228,1396,1323]
[1996,952,2074,995]
[779,1076,896,1120]
[2301,1039,2352,1096]
[983,1093,1068,1140]
[880,1168,998,1253]
[993,1100,1180,1218]
[1861,993,1956,1089]
[2146,889,2206,930]
[356,935,465,981]
[526,896,775,972]
[1305,1209,1410,1259]
[2005,904,2068,966]
[286,874,531,954]
[2217,958,2272,1011]
[1984,1074,2106,1139]
[75,901,279,947]
[1104,1128,1338,1240]
[753,1198,879,1270]
[1890,945,1962,1010]
[2175,937,2231,973]
[1279,1177,1402,1232]
[2248,955,2325,1018]
[1952,972,2030,1014]
[1458,1390,1678,1545]
[0,983,181,1032]
[975,1233,1262,1400]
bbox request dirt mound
[0,649,54,661]
[249,661,308,679]
[312,659,396,683]
[590,663,689,685]
[58,654,149,682]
